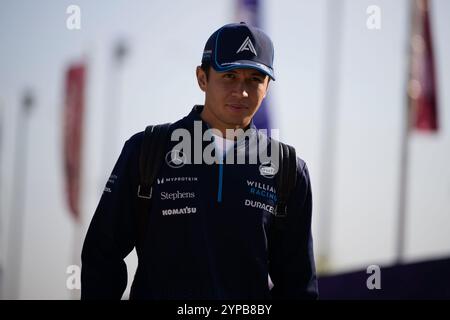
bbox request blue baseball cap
[201,22,275,80]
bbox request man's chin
[223,118,252,131]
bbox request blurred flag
[236,0,260,26]
[236,0,271,130]
[397,0,439,263]
[408,0,438,132]
[63,64,85,221]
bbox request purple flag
[236,0,271,131]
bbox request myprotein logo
[162,207,197,216]
[160,191,195,201]
[157,176,198,184]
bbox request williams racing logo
[246,180,277,204]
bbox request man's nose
[231,80,249,98]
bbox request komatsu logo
[162,207,197,216]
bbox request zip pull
[217,163,223,203]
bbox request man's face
[196,66,270,131]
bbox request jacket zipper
[217,162,223,203]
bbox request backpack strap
[275,142,297,217]
[135,123,171,251]
[268,141,298,282]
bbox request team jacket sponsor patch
[162,207,197,216]
[246,180,277,202]
[103,174,118,193]
[157,176,198,184]
[244,199,275,214]
[160,191,195,200]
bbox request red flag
[63,64,85,220]
[408,0,438,132]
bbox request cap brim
[212,60,275,80]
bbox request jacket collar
[185,104,257,131]
[181,105,260,152]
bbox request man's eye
[252,77,263,82]
[224,73,235,79]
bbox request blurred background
[0,0,449,299]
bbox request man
[81,22,318,300]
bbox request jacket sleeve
[81,135,141,299]
[269,159,319,299]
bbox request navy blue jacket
[81,105,318,299]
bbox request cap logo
[236,36,257,56]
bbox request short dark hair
[200,61,211,79]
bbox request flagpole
[396,97,410,265]
[63,62,87,299]
[101,39,128,186]
[316,0,344,274]
[4,89,34,299]
[395,0,438,264]
[0,98,4,298]
[71,55,89,300]
[395,0,412,265]
[100,39,130,299]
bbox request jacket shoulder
[263,133,307,173]
[127,131,144,147]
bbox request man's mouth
[226,103,248,111]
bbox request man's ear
[196,66,207,92]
